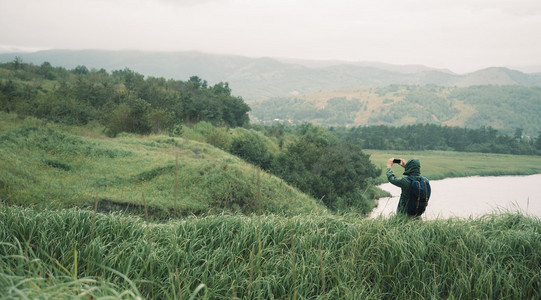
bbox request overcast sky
[1,0,540,73]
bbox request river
[370,174,541,219]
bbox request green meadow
[366,149,541,183]
[1,113,540,299]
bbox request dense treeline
[0,58,250,136]
[330,123,541,155]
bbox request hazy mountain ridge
[1,50,541,100]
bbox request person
[386,157,429,216]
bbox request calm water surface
[370,174,541,219]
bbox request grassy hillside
[1,206,539,299]
[0,112,327,218]
[249,85,541,136]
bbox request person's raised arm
[386,158,409,188]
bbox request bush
[168,123,183,137]
[149,108,174,133]
[105,103,131,137]
[206,127,232,150]
[104,97,152,137]
[33,95,95,125]
[229,131,273,170]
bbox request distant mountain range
[1,49,541,100]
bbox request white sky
[1,0,541,73]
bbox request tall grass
[1,206,539,299]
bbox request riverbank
[366,150,541,183]
[371,174,541,219]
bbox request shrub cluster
[197,122,381,213]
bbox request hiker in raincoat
[386,158,430,215]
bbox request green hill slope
[0,113,327,217]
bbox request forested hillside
[249,85,541,137]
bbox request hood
[403,158,421,176]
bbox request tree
[126,97,152,134]
[187,76,207,90]
[535,132,541,150]
[271,152,312,192]
[514,128,524,140]
[38,62,56,80]
[73,65,89,75]
[11,56,23,70]
[220,95,251,127]
[211,82,231,96]
[112,68,144,91]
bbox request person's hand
[387,158,394,168]
[388,158,406,168]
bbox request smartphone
[393,159,401,164]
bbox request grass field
[366,149,541,183]
[1,206,539,299]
